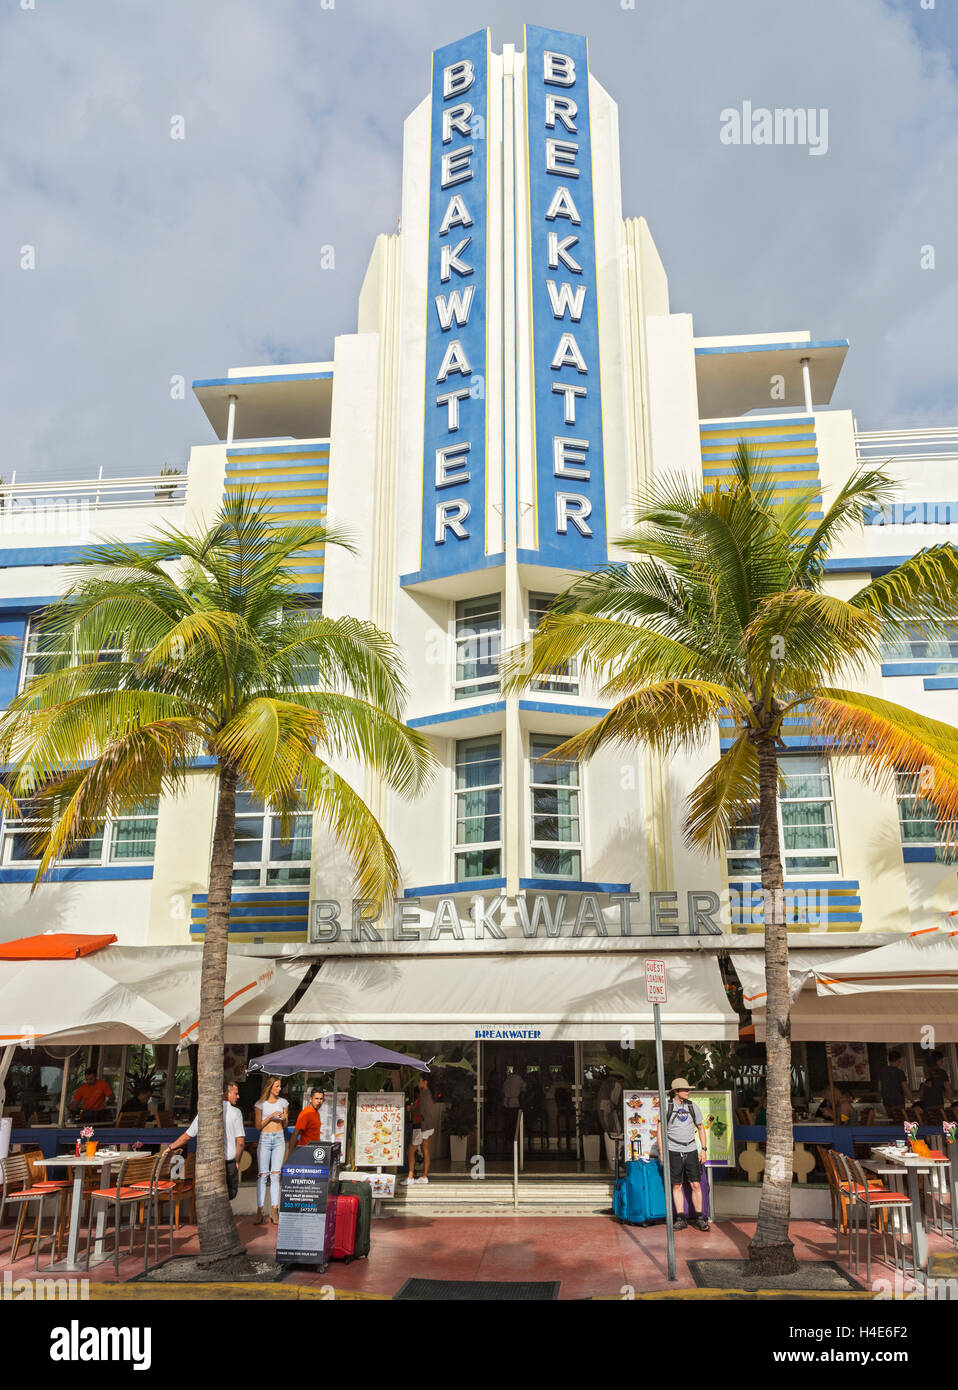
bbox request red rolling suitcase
[330,1193,360,1261]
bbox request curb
[77,1280,875,1302]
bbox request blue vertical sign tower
[525,26,606,570]
[421,29,489,580]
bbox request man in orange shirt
[70,1068,115,1121]
[288,1087,325,1150]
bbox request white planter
[449,1134,469,1163]
[602,1133,619,1171]
[582,1134,601,1163]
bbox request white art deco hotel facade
[2,28,956,1137]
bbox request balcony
[0,471,187,516]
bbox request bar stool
[0,1154,67,1270]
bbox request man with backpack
[651,1078,710,1232]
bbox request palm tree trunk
[195,761,250,1269]
[747,738,798,1275]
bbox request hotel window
[232,789,313,887]
[529,735,582,880]
[528,593,579,696]
[895,771,955,858]
[0,798,159,866]
[727,755,839,878]
[20,614,126,691]
[277,598,324,690]
[454,737,502,879]
[881,623,958,663]
[454,594,501,699]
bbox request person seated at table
[117,1084,159,1126]
[69,1068,115,1122]
[814,1092,853,1123]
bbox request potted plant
[154,465,183,501]
[443,1097,475,1164]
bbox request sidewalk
[6,1210,947,1299]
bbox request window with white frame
[454,736,502,880]
[895,770,955,858]
[529,735,582,879]
[277,597,323,690]
[1,798,159,866]
[454,595,501,700]
[20,614,125,691]
[727,755,839,878]
[528,593,579,696]
[232,789,312,887]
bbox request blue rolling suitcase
[613,1158,668,1227]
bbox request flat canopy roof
[193,366,334,441]
[695,336,848,419]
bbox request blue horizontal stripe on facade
[0,543,154,566]
[924,676,958,690]
[902,846,937,862]
[189,905,309,920]
[0,595,60,613]
[226,442,330,456]
[518,700,610,718]
[400,554,507,588]
[191,891,309,903]
[407,701,506,728]
[881,661,958,677]
[702,460,818,475]
[706,479,821,493]
[702,451,818,465]
[225,474,328,487]
[518,877,631,893]
[193,373,334,388]
[695,340,847,355]
[403,877,507,898]
[189,922,306,935]
[824,556,912,574]
[0,865,154,883]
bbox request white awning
[284,952,739,1041]
[0,946,308,1049]
[729,950,840,1009]
[750,923,958,1041]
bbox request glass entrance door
[481,1041,577,1161]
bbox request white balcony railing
[855,426,958,470]
[0,470,187,514]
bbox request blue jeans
[257,1130,285,1207]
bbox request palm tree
[0,492,435,1272]
[504,445,958,1275]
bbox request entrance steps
[392,1172,615,1216]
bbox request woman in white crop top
[254,1076,289,1224]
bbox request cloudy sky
[2,0,956,483]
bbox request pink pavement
[4,1212,950,1297]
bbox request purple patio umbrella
[246,1034,430,1155]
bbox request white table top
[37,1151,153,1168]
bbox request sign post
[646,958,675,1283]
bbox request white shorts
[412,1128,434,1146]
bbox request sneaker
[415,1176,429,1184]
[694,1218,710,1232]
[673,1216,688,1231]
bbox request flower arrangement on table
[943,1121,957,1146]
[904,1120,919,1149]
[80,1125,97,1157]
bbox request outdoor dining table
[36,1150,156,1273]
[861,1148,951,1272]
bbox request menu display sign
[339,1169,397,1199]
[355,1093,405,1168]
[319,1095,348,1152]
[276,1142,341,1267]
[622,1090,660,1161]
[621,1089,734,1167]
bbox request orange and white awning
[0,939,308,1048]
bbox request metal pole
[654,1001,676,1282]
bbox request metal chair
[834,1151,913,1285]
[0,1153,67,1270]
[82,1153,156,1277]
